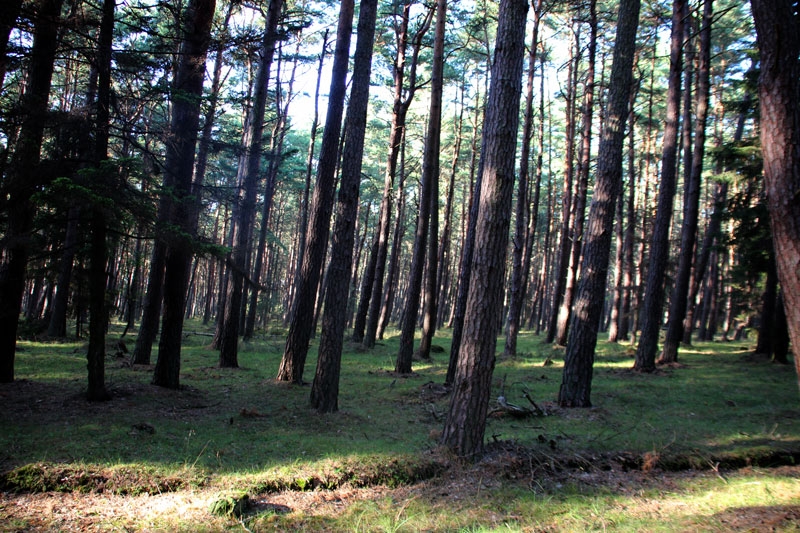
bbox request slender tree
[558,0,640,407]
[152,0,217,389]
[659,0,713,364]
[277,0,354,384]
[219,0,283,367]
[633,0,686,372]
[504,0,543,357]
[310,0,378,413]
[0,0,63,383]
[440,0,528,458]
[394,0,446,374]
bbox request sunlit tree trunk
[633,0,686,372]
[310,0,378,412]
[558,0,640,407]
[395,0,446,374]
[750,0,800,390]
[277,0,353,384]
[659,0,713,365]
[440,0,528,457]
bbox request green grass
[1,321,799,531]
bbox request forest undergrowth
[1,321,799,531]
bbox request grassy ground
[1,321,799,531]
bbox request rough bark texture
[659,0,713,365]
[277,0,354,384]
[633,0,686,372]
[558,0,640,408]
[750,0,800,389]
[504,0,542,357]
[0,0,63,383]
[394,0,445,374]
[310,0,378,413]
[440,0,528,458]
[152,0,216,389]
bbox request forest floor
[2,330,800,531]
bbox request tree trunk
[659,0,713,365]
[277,0,354,384]
[558,0,640,407]
[361,1,434,348]
[750,0,800,389]
[310,0,378,413]
[555,4,596,347]
[0,0,63,383]
[504,0,543,357]
[395,0,445,374]
[86,0,115,402]
[633,0,686,372]
[152,0,216,389]
[220,0,282,367]
[440,0,528,458]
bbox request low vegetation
[1,323,799,531]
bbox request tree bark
[504,0,543,357]
[750,0,800,390]
[395,0,446,374]
[633,0,686,372]
[152,0,216,389]
[440,0,528,458]
[310,0,378,413]
[0,0,63,383]
[277,0,354,384]
[558,0,640,407]
[219,0,282,367]
[659,0,713,365]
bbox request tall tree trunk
[558,0,640,407]
[395,0,446,374]
[152,0,216,389]
[277,0,354,384]
[750,0,800,390]
[555,1,597,346]
[361,1,434,347]
[504,0,543,357]
[440,0,528,458]
[288,30,328,324]
[310,0,378,413]
[659,0,713,365]
[220,0,282,367]
[86,0,116,402]
[633,0,686,372]
[0,0,63,383]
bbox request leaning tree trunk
[750,0,800,390]
[0,0,62,383]
[633,0,686,372]
[558,0,640,408]
[440,0,528,458]
[659,0,713,365]
[277,0,354,384]
[310,0,378,413]
[152,0,216,389]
